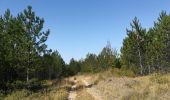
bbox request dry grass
[75,89,94,100]
[77,69,170,100]
[93,73,170,100]
[70,70,170,100]
[4,79,72,100]
[81,68,135,85]
[4,71,170,100]
[4,85,70,100]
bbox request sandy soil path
[68,76,103,100]
[68,79,77,100]
[81,77,103,100]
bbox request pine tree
[81,53,98,72]
[121,17,146,75]
[98,41,116,70]
[17,6,50,82]
[68,58,81,75]
[147,11,170,73]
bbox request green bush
[150,73,169,84]
[0,91,5,100]
[4,89,30,100]
[27,79,42,92]
[120,69,135,77]
[111,67,135,77]
[11,80,26,89]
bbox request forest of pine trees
[0,6,170,94]
[121,12,170,75]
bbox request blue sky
[1,0,170,63]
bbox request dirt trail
[86,87,103,100]
[68,79,77,100]
[68,76,103,100]
[81,77,103,100]
[68,87,77,100]
[68,74,170,100]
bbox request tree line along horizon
[0,6,170,92]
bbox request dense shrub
[150,73,169,84]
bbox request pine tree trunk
[27,68,29,82]
[137,35,143,75]
[49,67,51,80]
[138,48,143,75]
[148,65,151,74]
[27,45,30,82]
